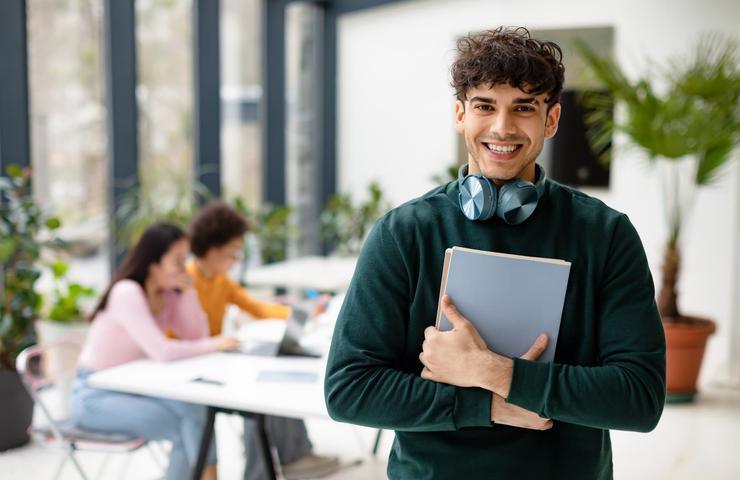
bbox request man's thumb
[520,333,549,361]
[442,295,467,329]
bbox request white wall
[337,0,740,386]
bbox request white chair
[15,337,165,480]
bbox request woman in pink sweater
[74,223,238,480]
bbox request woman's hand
[171,272,194,292]
[214,336,240,351]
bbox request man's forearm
[477,351,515,398]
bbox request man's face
[455,84,561,186]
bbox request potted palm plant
[576,34,740,402]
[0,165,63,450]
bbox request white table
[88,353,329,480]
[244,255,358,293]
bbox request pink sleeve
[166,289,211,340]
[107,280,218,361]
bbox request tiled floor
[2,386,739,479]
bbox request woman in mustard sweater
[188,201,339,480]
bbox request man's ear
[455,100,465,134]
[544,102,561,138]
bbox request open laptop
[237,308,322,358]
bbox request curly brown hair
[189,201,249,257]
[451,27,565,108]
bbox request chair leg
[52,452,69,480]
[64,446,90,480]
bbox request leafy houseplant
[232,197,296,270]
[1,165,63,450]
[320,182,390,256]
[576,34,740,401]
[45,260,96,324]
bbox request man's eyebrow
[467,96,541,105]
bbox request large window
[27,0,108,287]
[135,0,195,216]
[221,0,262,209]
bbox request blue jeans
[73,369,217,480]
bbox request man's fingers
[424,326,437,339]
[520,333,549,361]
[420,367,433,380]
[442,295,469,329]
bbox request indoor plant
[319,181,389,256]
[34,259,96,419]
[576,34,740,402]
[1,165,63,450]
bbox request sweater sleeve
[506,214,666,432]
[324,221,493,432]
[167,289,211,340]
[228,279,292,320]
[108,280,218,361]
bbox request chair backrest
[16,335,85,392]
[15,335,86,444]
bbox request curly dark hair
[451,27,565,108]
[189,201,249,257]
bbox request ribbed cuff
[452,387,493,429]
[506,357,550,414]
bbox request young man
[188,201,340,480]
[324,27,666,479]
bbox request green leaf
[45,217,61,230]
[0,237,17,264]
[696,142,734,185]
[51,260,69,279]
[6,164,23,178]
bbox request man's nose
[489,111,517,138]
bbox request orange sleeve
[228,279,292,320]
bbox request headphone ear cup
[459,175,497,221]
[497,181,539,225]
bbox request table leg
[192,406,217,480]
[254,413,278,480]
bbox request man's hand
[490,394,553,430]
[419,295,550,399]
[419,295,494,388]
[489,332,552,430]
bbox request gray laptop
[237,308,321,358]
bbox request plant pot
[0,369,34,451]
[663,316,715,403]
[35,320,90,419]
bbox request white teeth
[486,143,518,154]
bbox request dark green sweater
[324,179,666,480]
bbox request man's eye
[515,106,535,112]
[475,104,494,111]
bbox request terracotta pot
[663,316,715,403]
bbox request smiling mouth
[482,142,523,156]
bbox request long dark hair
[90,222,186,320]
